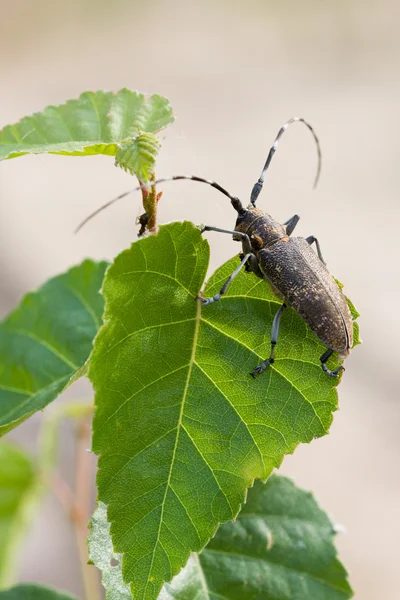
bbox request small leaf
[0,584,79,600]
[0,442,38,588]
[0,260,107,435]
[90,221,359,600]
[160,476,353,600]
[0,89,174,181]
[115,133,161,182]
[88,502,132,600]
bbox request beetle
[76,117,353,377]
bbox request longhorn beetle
[77,117,353,377]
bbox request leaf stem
[139,174,162,234]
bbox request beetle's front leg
[196,252,255,305]
[199,225,253,253]
[240,252,264,278]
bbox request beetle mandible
[77,117,353,377]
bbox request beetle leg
[283,214,300,236]
[196,252,255,306]
[251,303,286,376]
[199,225,252,252]
[306,235,326,265]
[240,252,263,278]
[320,348,344,377]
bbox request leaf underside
[88,502,132,600]
[0,89,173,165]
[0,260,108,436]
[91,221,359,600]
[90,476,352,600]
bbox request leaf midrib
[143,296,202,598]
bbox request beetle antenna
[75,175,245,233]
[250,117,322,207]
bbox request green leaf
[115,132,161,183]
[89,476,352,600]
[90,221,359,600]
[88,502,132,600]
[0,260,108,436]
[0,584,79,600]
[161,476,353,600]
[0,442,38,588]
[0,89,174,180]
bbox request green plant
[0,90,359,600]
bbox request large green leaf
[0,89,173,181]
[0,584,78,600]
[91,221,359,600]
[89,476,352,600]
[0,260,108,436]
[0,442,37,588]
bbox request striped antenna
[250,117,322,206]
[75,175,243,233]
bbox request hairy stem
[139,174,162,234]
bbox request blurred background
[1,0,399,597]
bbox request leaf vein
[87,91,102,139]
[0,383,32,397]
[143,295,202,597]
[65,284,101,330]
[101,427,178,496]
[181,423,234,513]
[96,363,190,435]
[11,328,78,369]
[113,269,193,297]
[193,361,266,474]
[200,319,326,429]
[101,317,196,357]
[0,374,71,424]
[202,548,348,594]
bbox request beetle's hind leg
[251,303,286,377]
[320,348,344,377]
[306,235,326,265]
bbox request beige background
[1,0,399,598]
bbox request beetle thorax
[234,207,288,250]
